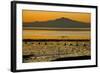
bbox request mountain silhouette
[23,17,90,28]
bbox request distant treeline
[23,39,90,42]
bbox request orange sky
[22,10,91,23]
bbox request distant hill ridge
[23,17,90,28]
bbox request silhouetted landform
[51,56,91,61]
[23,17,90,28]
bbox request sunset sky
[22,10,91,23]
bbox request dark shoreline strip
[51,56,91,61]
[23,39,90,42]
